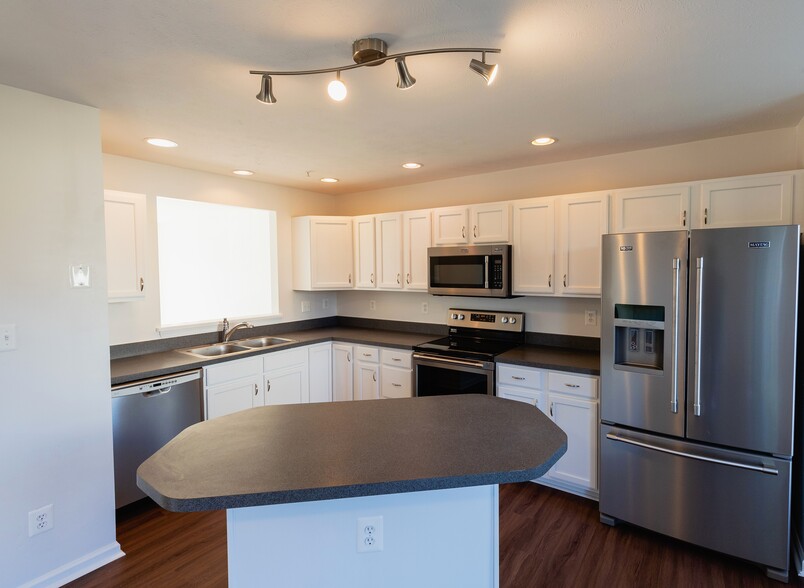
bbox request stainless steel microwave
[427,244,513,297]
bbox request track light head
[469,56,498,85]
[327,71,347,101]
[395,57,416,90]
[256,74,276,104]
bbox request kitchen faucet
[221,318,253,342]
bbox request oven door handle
[412,352,489,370]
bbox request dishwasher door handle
[142,386,173,398]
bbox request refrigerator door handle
[693,256,704,417]
[605,433,779,475]
[671,257,680,413]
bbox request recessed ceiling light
[145,137,178,148]
[320,177,339,183]
[531,137,556,146]
[233,170,254,176]
[402,162,422,169]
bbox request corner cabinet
[332,343,354,402]
[104,190,147,301]
[292,216,354,290]
[497,363,599,500]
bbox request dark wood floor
[68,483,803,587]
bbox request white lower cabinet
[332,343,354,402]
[380,348,413,399]
[263,348,309,406]
[354,345,380,400]
[308,343,332,403]
[497,363,599,499]
[205,357,263,420]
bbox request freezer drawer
[600,425,791,573]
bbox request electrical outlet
[369,300,376,311]
[421,302,428,314]
[301,300,311,313]
[0,324,16,351]
[28,504,53,536]
[357,516,383,552]
[69,264,90,288]
[322,298,329,310]
[585,310,598,326]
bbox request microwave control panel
[490,257,504,289]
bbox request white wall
[797,116,804,169]
[103,155,340,344]
[0,85,121,587]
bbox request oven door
[413,353,494,396]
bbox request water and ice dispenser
[613,304,664,372]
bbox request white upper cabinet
[293,216,354,290]
[104,190,146,301]
[353,215,376,289]
[611,184,691,233]
[432,203,511,245]
[402,210,431,291]
[512,197,555,295]
[557,192,609,296]
[375,213,404,289]
[697,172,794,229]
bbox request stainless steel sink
[237,336,295,348]
[182,343,253,357]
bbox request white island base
[227,485,499,587]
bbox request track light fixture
[250,37,500,104]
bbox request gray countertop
[111,327,600,386]
[137,394,568,512]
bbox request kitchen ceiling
[1,1,803,195]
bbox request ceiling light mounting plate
[352,38,388,65]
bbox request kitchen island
[137,395,566,587]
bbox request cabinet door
[558,193,609,296]
[402,210,431,291]
[207,377,261,420]
[354,361,380,401]
[546,393,598,491]
[432,206,469,245]
[611,184,690,233]
[512,198,555,294]
[308,343,332,403]
[470,203,510,243]
[104,190,146,301]
[311,218,353,288]
[698,173,794,229]
[381,365,412,399]
[376,213,403,289]
[265,364,309,405]
[353,215,376,288]
[497,385,543,410]
[332,343,353,402]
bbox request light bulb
[328,79,347,101]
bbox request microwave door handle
[484,256,489,289]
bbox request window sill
[156,313,284,338]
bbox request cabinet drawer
[263,347,308,371]
[355,345,379,363]
[497,364,542,389]
[381,365,412,399]
[548,371,598,399]
[381,348,412,369]
[204,357,262,387]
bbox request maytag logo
[749,241,770,249]
[619,245,633,252]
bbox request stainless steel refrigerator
[600,225,800,582]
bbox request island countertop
[137,395,567,512]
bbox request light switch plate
[70,264,91,288]
[0,324,16,350]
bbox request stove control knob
[451,313,458,320]
[457,314,465,320]
[501,317,509,324]
[509,317,517,324]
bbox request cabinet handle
[473,225,478,238]
[462,226,466,239]
[682,210,687,227]
[363,352,372,357]
[372,372,377,382]
[396,273,401,284]
[704,207,708,225]
[549,402,554,417]
[257,383,262,395]
[370,273,374,284]
[564,383,580,388]
[348,273,352,284]
[392,357,401,362]
[548,274,552,287]
[511,376,525,381]
[140,277,144,292]
[392,383,402,387]
[347,352,351,362]
[406,273,411,284]
[563,274,567,287]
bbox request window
[156,196,278,327]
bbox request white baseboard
[532,478,599,501]
[18,542,125,588]
[793,527,804,577]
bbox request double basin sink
[180,336,296,358]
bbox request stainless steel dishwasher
[111,370,203,508]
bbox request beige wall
[798,116,804,168]
[337,128,798,215]
[104,155,340,344]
